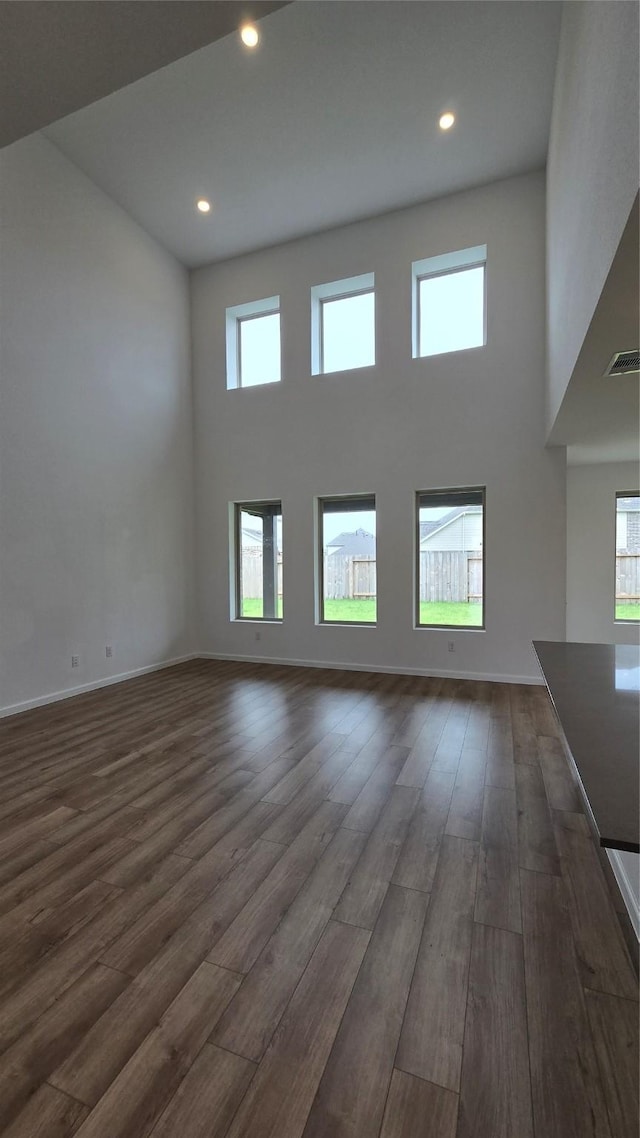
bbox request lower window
[416,487,485,628]
[235,501,282,619]
[319,495,376,623]
[615,493,640,622]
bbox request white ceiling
[0,1,289,149]
[43,1,563,268]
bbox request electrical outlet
[105,645,113,658]
[448,641,455,652]
[71,655,80,668]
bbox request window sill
[412,342,486,362]
[232,618,283,625]
[312,362,377,379]
[227,379,282,392]
[318,620,377,628]
[414,623,485,632]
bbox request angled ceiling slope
[550,196,640,466]
[0,0,289,148]
[43,1,562,267]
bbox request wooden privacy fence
[324,555,376,600]
[616,553,640,602]
[323,551,483,602]
[238,550,640,606]
[419,551,482,603]
[240,550,283,599]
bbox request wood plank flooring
[0,660,637,1138]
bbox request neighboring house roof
[240,526,282,553]
[419,505,481,545]
[326,529,376,557]
[241,526,263,546]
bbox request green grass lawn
[323,599,483,625]
[615,603,640,621]
[240,597,483,626]
[323,599,377,622]
[419,601,483,627]
[240,598,283,619]
[242,597,637,625]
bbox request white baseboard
[0,653,199,721]
[0,649,544,723]
[199,651,544,686]
[607,849,640,941]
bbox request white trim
[310,272,375,376]
[412,243,487,359]
[0,654,198,720]
[0,649,545,723]
[607,849,640,941]
[413,244,487,280]
[310,272,375,304]
[199,651,543,685]
[225,294,280,389]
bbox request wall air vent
[603,350,640,377]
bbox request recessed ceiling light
[439,112,456,131]
[196,199,211,213]
[240,23,259,48]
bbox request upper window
[311,273,375,375]
[615,493,640,622]
[416,487,485,628]
[318,495,376,623]
[233,500,282,620]
[226,296,281,389]
[412,245,487,358]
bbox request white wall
[0,134,195,715]
[567,461,640,645]
[546,0,639,434]
[191,172,566,683]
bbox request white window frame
[316,493,377,625]
[311,273,375,376]
[614,490,640,624]
[412,245,487,359]
[415,486,486,630]
[231,499,283,622]
[225,295,280,389]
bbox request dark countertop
[533,641,640,854]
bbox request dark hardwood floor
[0,659,637,1138]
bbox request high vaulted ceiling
[39,1,563,267]
[0,1,289,148]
